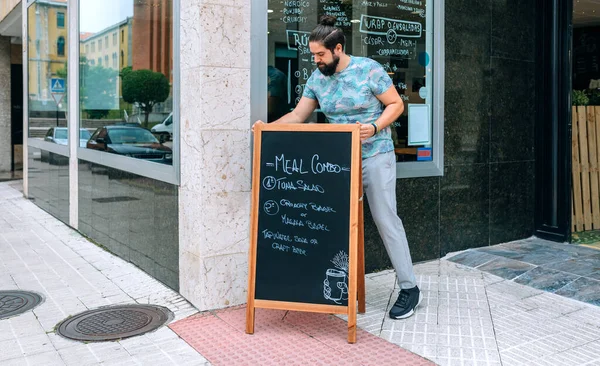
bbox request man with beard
[253,15,421,320]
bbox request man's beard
[318,54,340,76]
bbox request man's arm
[271,96,318,124]
[374,86,404,130]
[358,85,404,141]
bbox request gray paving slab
[3,179,600,366]
[356,255,600,366]
[0,182,209,366]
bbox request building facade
[0,0,572,311]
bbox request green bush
[122,69,170,128]
[587,89,600,105]
[573,90,589,106]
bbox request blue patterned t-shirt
[303,56,394,159]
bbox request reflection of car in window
[150,112,173,141]
[86,126,172,164]
[41,127,93,164]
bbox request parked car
[150,112,173,141]
[41,127,92,164]
[86,126,172,164]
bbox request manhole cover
[56,305,173,342]
[0,291,44,320]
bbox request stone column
[0,36,12,172]
[179,1,251,310]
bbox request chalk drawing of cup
[323,269,348,304]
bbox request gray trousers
[362,151,417,290]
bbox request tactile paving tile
[169,306,434,365]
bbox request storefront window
[79,0,174,166]
[267,0,435,163]
[28,0,68,143]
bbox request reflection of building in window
[26,1,68,104]
[57,12,64,28]
[79,17,132,71]
[57,36,65,57]
[132,0,173,82]
[79,15,134,117]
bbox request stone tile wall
[178,0,252,310]
[0,36,11,172]
[364,0,537,273]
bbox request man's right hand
[251,120,265,133]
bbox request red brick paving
[169,306,435,366]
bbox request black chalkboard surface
[246,123,364,343]
[256,131,352,305]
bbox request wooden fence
[572,106,600,232]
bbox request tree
[59,57,119,119]
[122,69,170,128]
[80,64,119,119]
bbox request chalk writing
[359,14,422,38]
[264,200,280,215]
[263,229,292,242]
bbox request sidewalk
[1,180,600,365]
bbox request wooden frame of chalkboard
[246,123,365,343]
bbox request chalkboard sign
[246,123,364,343]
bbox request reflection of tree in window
[57,36,65,57]
[80,62,119,119]
[122,69,170,128]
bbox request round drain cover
[0,291,44,320]
[56,305,173,342]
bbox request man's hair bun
[319,15,336,27]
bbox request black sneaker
[389,286,422,319]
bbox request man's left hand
[357,121,376,142]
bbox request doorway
[571,0,600,249]
[10,63,22,177]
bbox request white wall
[178,0,252,310]
[0,36,12,172]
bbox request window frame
[25,0,69,160]
[74,0,181,186]
[25,0,181,188]
[57,11,65,28]
[57,35,65,56]
[251,1,445,179]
